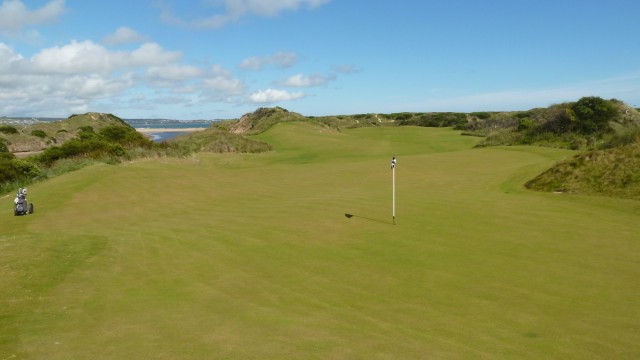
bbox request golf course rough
[1,123,639,359]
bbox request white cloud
[332,64,359,74]
[0,42,24,68]
[147,64,205,83]
[200,65,246,101]
[30,40,114,74]
[249,88,305,103]
[239,51,297,71]
[103,27,147,45]
[0,0,65,32]
[282,73,335,87]
[225,0,331,17]
[28,40,182,74]
[129,43,182,67]
[160,0,331,29]
[0,40,249,116]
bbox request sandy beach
[135,127,208,133]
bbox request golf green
[1,123,639,359]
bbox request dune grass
[1,123,639,359]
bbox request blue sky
[0,0,639,119]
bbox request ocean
[127,121,213,142]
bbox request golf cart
[14,188,34,216]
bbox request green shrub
[108,143,126,157]
[98,125,150,147]
[0,125,18,134]
[471,112,491,120]
[390,113,413,121]
[0,152,15,161]
[78,126,97,141]
[570,96,617,134]
[31,129,47,138]
[517,118,534,131]
[0,157,43,185]
[0,138,9,153]
[37,139,109,165]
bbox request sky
[0,0,639,120]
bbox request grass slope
[526,141,640,200]
[1,123,639,359]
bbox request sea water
[130,122,212,142]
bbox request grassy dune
[1,123,639,359]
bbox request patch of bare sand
[135,128,207,134]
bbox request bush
[389,113,413,121]
[0,157,43,185]
[0,138,9,153]
[36,138,112,166]
[570,96,617,134]
[0,152,15,161]
[517,118,534,131]
[471,112,491,120]
[0,125,18,134]
[98,125,150,147]
[31,129,47,138]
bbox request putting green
[1,123,639,359]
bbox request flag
[391,156,396,170]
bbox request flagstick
[392,159,396,225]
[390,156,397,225]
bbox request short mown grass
[1,123,639,359]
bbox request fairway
[2,123,639,359]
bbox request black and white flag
[391,156,396,170]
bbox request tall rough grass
[526,139,640,199]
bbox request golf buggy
[14,188,34,216]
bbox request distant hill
[3,100,640,200]
[169,126,271,153]
[229,107,307,134]
[1,112,131,153]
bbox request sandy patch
[135,128,207,134]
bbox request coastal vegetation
[0,113,153,193]
[2,96,639,199]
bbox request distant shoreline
[135,127,207,134]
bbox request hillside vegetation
[462,97,640,199]
[0,112,274,193]
[233,99,640,200]
[1,113,155,193]
[3,97,639,199]
[169,126,271,153]
[307,97,640,200]
[525,142,640,199]
[1,113,129,153]
[229,106,307,134]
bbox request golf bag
[14,191,34,216]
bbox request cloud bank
[0,0,65,32]
[159,0,332,29]
[249,89,305,103]
[103,27,148,45]
[0,40,253,116]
